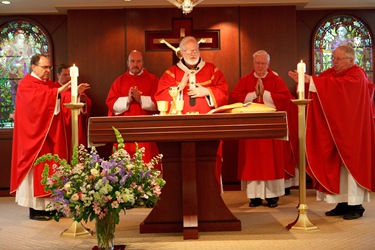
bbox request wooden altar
[88,112,287,239]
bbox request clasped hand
[255,79,264,97]
[128,86,142,103]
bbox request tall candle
[297,60,306,99]
[70,64,79,102]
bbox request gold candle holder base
[62,102,93,237]
[287,98,318,232]
[60,221,93,238]
[286,204,319,231]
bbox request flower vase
[95,212,116,250]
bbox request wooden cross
[145,18,220,55]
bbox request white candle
[70,64,79,102]
[297,60,306,99]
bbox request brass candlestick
[61,100,93,238]
[286,98,319,232]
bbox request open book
[207,102,276,114]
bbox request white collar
[254,72,268,78]
[129,69,144,76]
[31,72,45,81]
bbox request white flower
[126,164,135,171]
[90,168,99,176]
[64,182,71,190]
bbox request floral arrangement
[36,127,165,225]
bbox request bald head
[127,50,144,75]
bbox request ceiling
[1,0,375,15]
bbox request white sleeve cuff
[141,96,157,111]
[245,92,258,103]
[262,91,276,109]
[113,97,129,115]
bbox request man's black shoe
[343,205,365,220]
[266,197,279,208]
[249,198,262,207]
[284,188,291,195]
[325,202,349,216]
[29,208,52,221]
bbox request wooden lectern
[88,112,287,239]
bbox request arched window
[0,19,52,128]
[313,15,373,80]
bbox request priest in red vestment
[155,36,228,114]
[154,36,229,192]
[231,50,296,208]
[10,54,71,220]
[56,64,92,160]
[288,44,375,220]
[106,50,161,170]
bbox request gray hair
[335,44,356,61]
[179,36,198,50]
[253,50,270,62]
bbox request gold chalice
[157,101,169,116]
[168,86,179,115]
[175,100,184,115]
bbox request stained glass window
[313,15,373,80]
[0,19,51,128]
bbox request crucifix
[145,18,220,63]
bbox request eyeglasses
[331,57,349,61]
[182,49,199,54]
[38,65,53,70]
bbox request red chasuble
[10,74,68,197]
[106,70,160,168]
[154,60,229,114]
[231,69,295,181]
[306,65,375,194]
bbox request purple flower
[106,174,118,183]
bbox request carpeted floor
[1,189,374,250]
